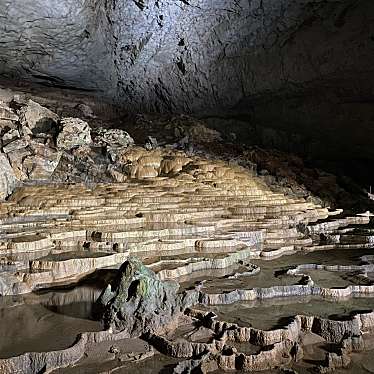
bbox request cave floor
[0,89,374,373]
[0,164,373,373]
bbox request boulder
[145,136,158,150]
[2,128,21,146]
[22,140,62,180]
[93,128,134,148]
[6,148,32,180]
[75,103,96,118]
[0,120,16,134]
[56,117,92,149]
[0,88,15,104]
[0,103,18,121]
[165,116,222,144]
[18,99,59,134]
[97,257,194,337]
[93,128,134,163]
[2,137,29,154]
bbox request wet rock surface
[98,257,196,336]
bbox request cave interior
[0,1,374,374]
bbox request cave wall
[0,0,115,93]
[0,0,373,180]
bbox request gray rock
[93,128,134,148]
[145,136,158,150]
[18,99,59,134]
[2,128,20,146]
[2,137,29,154]
[0,153,18,199]
[0,88,16,104]
[0,120,15,132]
[75,103,96,119]
[97,257,197,337]
[57,117,92,149]
[0,103,18,121]
[23,141,62,180]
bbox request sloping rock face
[97,257,195,336]
[0,1,373,173]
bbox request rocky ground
[0,86,374,373]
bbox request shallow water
[181,247,374,292]
[54,351,180,374]
[1,247,374,371]
[0,285,103,358]
[198,295,374,330]
[39,250,110,261]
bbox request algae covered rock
[97,257,196,337]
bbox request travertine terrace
[0,92,374,373]
[0,146,353,295]
[1,1,374,371]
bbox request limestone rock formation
[93,128,134,149]
[18,99,59,135]
[56,117,92,149]
[93,127,135,162]
[0,98,65,185]
[0,94,135,193]
[98,257,194,336]
[0,153,18,199]
[0,102,18,121]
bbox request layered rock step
[0,151,371,296]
